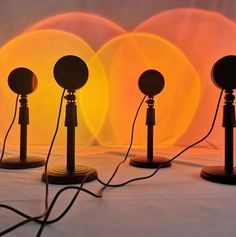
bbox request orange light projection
[0,9,236,147]
[96,33,200,146]
[28,12,126,50]
[0,30,108,146]
[135,8,236,146]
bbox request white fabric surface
[0,146,236,237]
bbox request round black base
[129,156,171,168]
[0,156,45,169]
[201,166,236,184]
[42,165,98,185]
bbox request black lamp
[41,55,98,184]
[0,67,45,169]
[129,69,171,168]
[201,55,236,184]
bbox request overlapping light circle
[0,30,108,145]
[1,9,236,147]
[135,8,236,146]
[96,33,201,146]
[28,12,126,50]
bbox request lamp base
[201,166,236,184]
[0,156,45,169]
[42,165,98,184]
[129,156,171,168]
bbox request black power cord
[43,89,66,210]
[0,89,103,236]
[0,94,46,234]
[36,89,223,236]
[35,171,101,237]
[0,94,147,236]
[0,89,223,236]
[0,94,19,162]
[97,95,147,196]
[35,94,147,236]
[96,89,224,187]
[0,90,67,235]
[0,180,101,236]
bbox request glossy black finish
[201,166,236,184]
[8,67,37,95]
[42,83,97,184]
[130,156,171,168]
[53,55,88,90]
[130,71,170,169]
[42,165,98,185]
[0,157,45,169]
[212,55,236,90]
[18,95,29,161]
[1,69,45,169]
[138,69,165,96]
[201,57,236,184]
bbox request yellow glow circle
[96,33,201,146]
[0,30,108,145]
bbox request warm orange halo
[135,8,236,146]
[27,12,126,50]
[96,33,201,147]
[0,29,108,146]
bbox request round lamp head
[8,67,38,95]
[212,55,236,90]
[53,55,89,90]
[138,69,165,96]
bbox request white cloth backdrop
[0,146,235,237]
